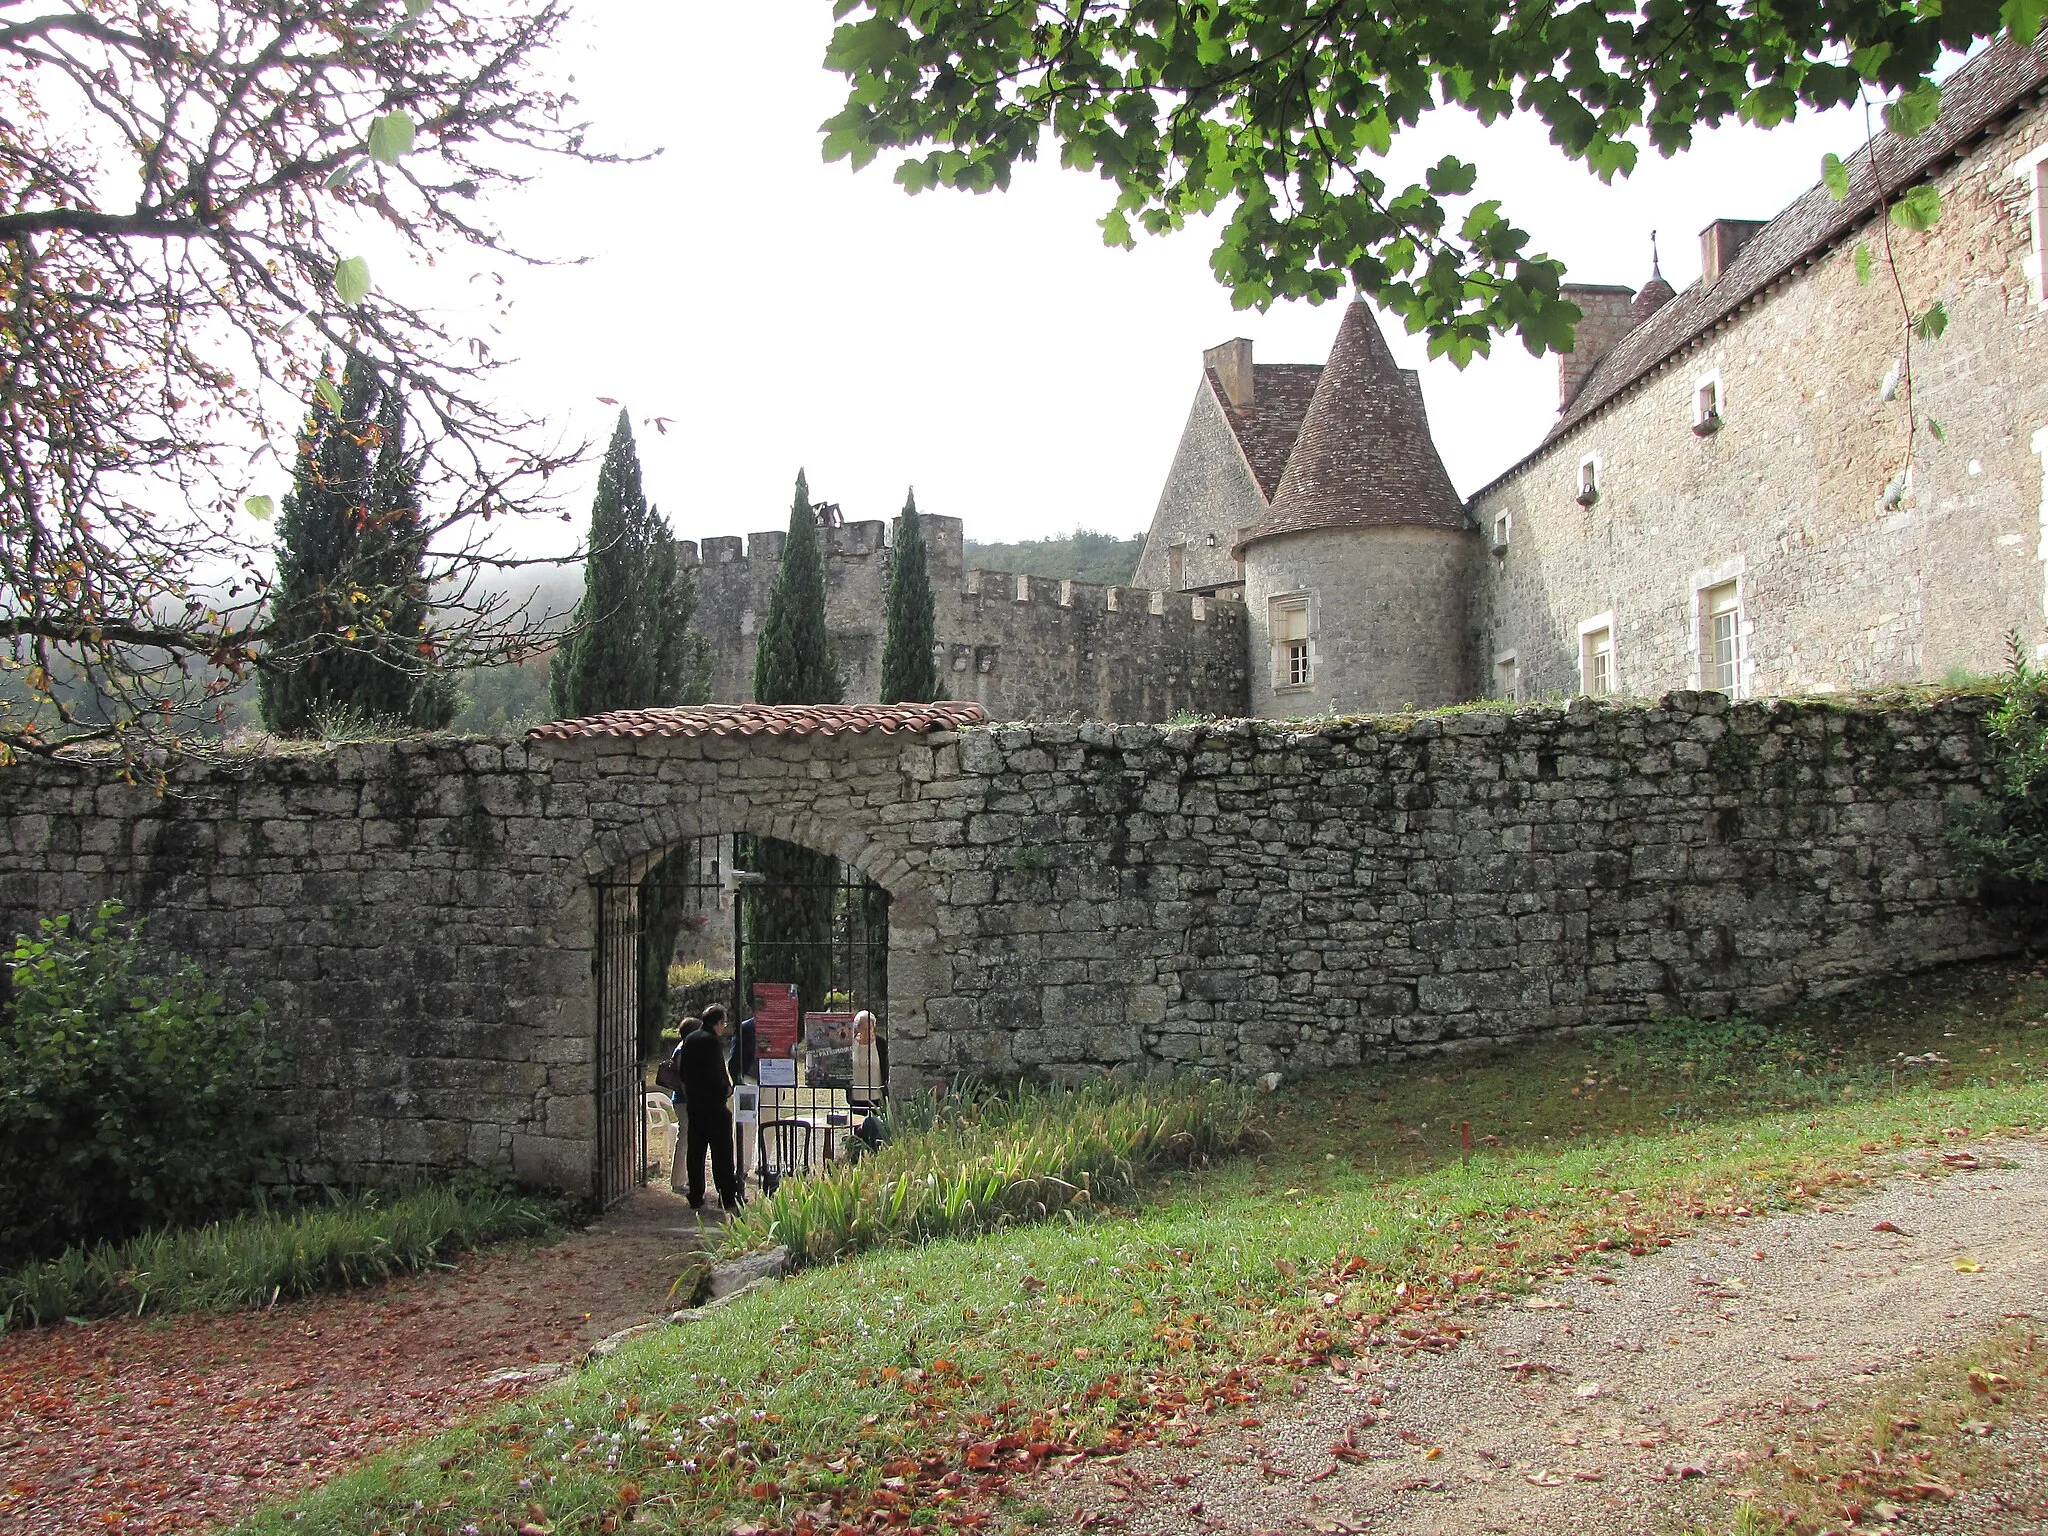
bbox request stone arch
[582,801,937,930]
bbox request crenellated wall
[0,692,2021,1199]
[687,513,1249,721]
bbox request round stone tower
[1238,298,1476,718]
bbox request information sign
[751,982,800,1060]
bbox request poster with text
[752,982,800,1060]
[805,1012,856,1088]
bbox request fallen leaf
[1524,1297,1566,1311]
[1525,1470,1564,1486]
[1572,1468,1606,1483]
[1573,1381,1603,1399]
[1872,1220,1911,1234]
[1954,1255,1983,1273]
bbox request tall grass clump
[0,1178,565,1331]
[721,1075,1256,1267]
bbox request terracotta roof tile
[1489,36,2048,487]
[527,701,988,742]
[1210,363,1324,500]
[1243,300,1467,545]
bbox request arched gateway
[0,694,2006,1204]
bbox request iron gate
[592,835,889,1207]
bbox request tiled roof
[1209,363,1324,500]
[1495,36,2048,486]
[528,701,988,741]
[1242,300,1468,545]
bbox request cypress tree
[878,488,939,706]
[751,470,842,706]
[260,356,449,735]
[741,471,843,1022]
[549,409,708,720]
[549,407,711,1061]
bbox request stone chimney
[1556,284,1638,409]
[1203,338,1255,408]
[1699,218,1767,287]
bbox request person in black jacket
[674,1010,742,1210]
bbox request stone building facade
[0,695,2019,1198]
[1471,37,2048,705]
[681,38,2048,725]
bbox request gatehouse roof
[528,701,989,741]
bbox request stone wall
[0,693,2018,1198]
[1472,88,2048,701]
[688,512,1250,721]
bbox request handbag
[654,1050,683,1094]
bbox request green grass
[0,1178,567,1330]
[720,1076,1256,1266]
[234,961,2048,1536]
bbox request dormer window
[1577,455,1601,506]
[1693,372,1724,435]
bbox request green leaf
[325,159,359,191]
[2005,0,2048,43]
[333,255,372,307]
[367,111,415,166]
[1914,301,1949,342]
[1929,418,1946,442]
[1882,82,1942,140]
[244,494,275,522]
[1890,183,1942,233]
[314,377,345,415]
[1821,153,1850,201]
[1855,242,1875,286]
[405,0,431,14]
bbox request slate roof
[1209,363,1324,500]
[1496,36,2048,486]
[1242,299,1468,545]
[528,701,988,741]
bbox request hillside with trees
[962,530,1142,586]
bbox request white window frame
[1577,453,1602,504]
[1692,368,1725,430]
[1491,511,1512,553]
[2011,144,2048,308]
[1690,559,1748,696]
[1577,612,1616,697]
[1269,593,1314,692]
[1492,650,1520,703]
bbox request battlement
[684,511,1246,721]
[960,568,1239,623]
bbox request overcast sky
[451,2,1876,558]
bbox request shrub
[1948,634,2048,899]
[719,1075,1256,1268]
[0,902,275,1262]
[0,1178,565,1330]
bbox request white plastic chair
[645,1092,679,1175]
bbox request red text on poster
[751,982,800,1060]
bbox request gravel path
[0,1188,715,1536]
[1044,1140,2048,1536]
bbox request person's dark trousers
[687,1105,741,1209]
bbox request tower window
[1577,456,1601,505]
[1491,512,1512,555]
[1270,595,1312,690]
[1701,581,1740,692]
[1168,544,1186,590]
[1579,619,1614,696]
[1493,652,1520,702]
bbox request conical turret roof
[1240,299,1466,548]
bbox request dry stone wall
[0,693,2019,1198]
